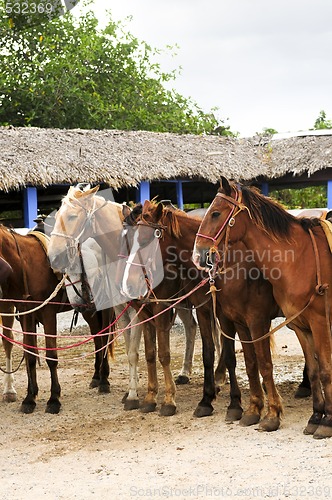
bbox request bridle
[126,217,164,298]
[196,186,252,278]
[50,195,108,266]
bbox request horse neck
[162,214,199,263]
[239,217,310,281]
[90,203,124,261]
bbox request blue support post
[327,180,332,209]
[261,182,269,196]
[23,187,38,229]
[176,180,184,210]
[137,181,150,204]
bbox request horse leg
[117,306,142,410]
[294,363,311,398]
[216,317,243,422]
[250,328,283,432]
[236,324,265,427]
[140,321,158,413]
[193,308,216,418]
[309,323,332,439]
[83,310,111,393]
[123,321,142,410]
[293,326,326,437]
[1,311,17,402]
[174,307,197,385]
[20,315,39,414]
[155,314,176,417]
[42,310,61,414]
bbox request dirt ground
[0,312,332,500]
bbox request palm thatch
[0,126,265,191]
[1,126,332,192]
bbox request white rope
[0,274,68,317]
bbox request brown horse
[0,225,112,413]
[121,200,286,425]
[193,177,332,439]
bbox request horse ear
[122,204,131,219]
[155,203,163,221]
[220,176,232,196]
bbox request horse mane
[226,184,320,241]
[147,200,183,238]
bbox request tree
[313,110,332,130]
[0,4,233,135]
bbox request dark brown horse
[193,177,332,439]
[121,200,287,426]
[0,225,112,413]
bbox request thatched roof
[1,126,332,192]
[263,133,332,178]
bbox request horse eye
[68,214,78,220]
[211,211,220,219]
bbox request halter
[50,195,108,266]
[196,186,252,278]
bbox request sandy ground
[0,312,332,500]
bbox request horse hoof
[46,401,61,414]
[294,386,311,398]
[303,423,319,435]
[225,407,243,422]
[239,413,260,427]
[175,375,190,385]
[98,384,111,394]
[124,399,140,411]
[258,416,280,432]
[193,405,213,418]
[313,426,332,439]
[3,392,17,403]
[303,412,323,435]
[313,416,332,439]
[21,402,36,414]
[140,402,157,413]
[160,404,176,417]
[89,378,100,389]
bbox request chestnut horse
[47,185,198,412]
[193,177,332,439]
[121,200,287,426]
[0,225,113,413]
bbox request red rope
[0,278,209,360]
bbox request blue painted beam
[176,180,184,210]
[23,187,38,228]
[137,181,150,204]
[261,182,269,196]
[327,180,332,209]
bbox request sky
[77,0,332,137]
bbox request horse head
[120,201,164,300]
[192,177,249,272]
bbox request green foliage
[256,127,278,136]
[0,3,233,135]
[313,110,332,130]
[270,185,327,209]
